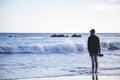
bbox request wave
[0,42,84,54]
[101,42,120,50]
[0,41,120,54]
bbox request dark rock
[66,35,69,37]
[9,36,12,37]
[50,34,65,37]
[71,34,81,37]
[58,34,65,37]
[50,34,58,37]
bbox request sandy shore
[18,75,120,80]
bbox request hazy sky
[0,0,120,33]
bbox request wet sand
[18,75,120,80]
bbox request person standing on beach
[87,29,101,73]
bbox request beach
[1,0,120,79]
[18,75,120,80]
[0,33,120,80]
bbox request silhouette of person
[87,29,101,73]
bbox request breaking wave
[0,41,120,54]
[101,42,120,50]
[0,42,84,54]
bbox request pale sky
[0,0,120,33]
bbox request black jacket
[87,35,100,54]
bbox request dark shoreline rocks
[8,36,17,37]
[71,34,81,37]
[50,34,81,37]
[50,34,66,37]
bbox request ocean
[0,33,120,79]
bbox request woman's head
[90,29,95,35]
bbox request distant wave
[0,42,120,54]
[101,42,120,50]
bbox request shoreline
[18,75,120,80]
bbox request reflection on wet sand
[92,74,98,80]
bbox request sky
[0,0,120,33]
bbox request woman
[87,29,101,73]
